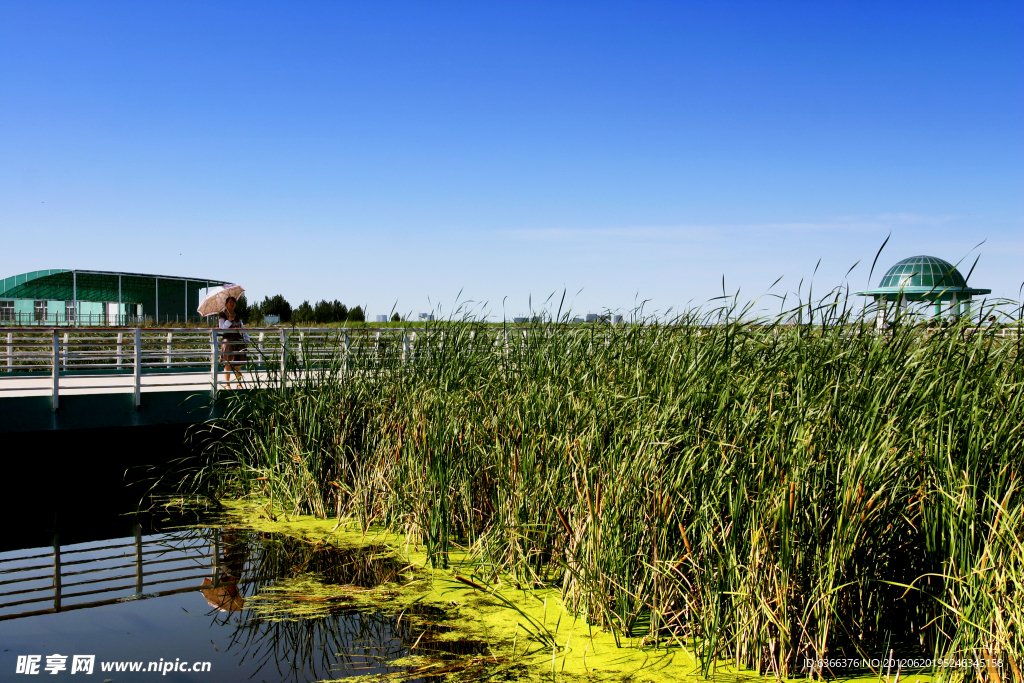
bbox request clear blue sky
[2,1,1021,319]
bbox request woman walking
[219,296,249,389]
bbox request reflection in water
[203,529,416,681]
[200,531,247,612]
[195,529,494,681]
[200,578,245,612]
[0,524,490,682]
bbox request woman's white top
[219,315,251,342]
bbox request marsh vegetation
[193,298,1023,680]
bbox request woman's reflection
[199,530,247,612]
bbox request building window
[34,301,47,323]
[0,301,13,322]
[65,302,77,324]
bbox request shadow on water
[0,425,492,682]
[1,424,208,552]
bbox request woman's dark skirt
[220,341,247,364]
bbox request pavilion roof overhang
[855,286,992,302]
[0,269,230,302]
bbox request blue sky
[1,1,1021,319]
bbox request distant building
[418,313,434,321]
[856,255,991,325]
[0,269,229,326]
[374,315,389,323]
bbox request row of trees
[293,299,365,324]
[235,295,365,324]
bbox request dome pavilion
[855,255,990,324]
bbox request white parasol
[197,284,245,317]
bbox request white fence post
[210,328,219,397]
[117,331,123,369]
[62,332,69,369]
[166,332,172,369]
[279,329,288,391]
[133,328,142,408]
[342,329,349,374]
[51,329,59,412]
[6,331,12,372]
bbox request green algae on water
[209,499,881,683]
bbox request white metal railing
[0,326,572,410]
[0,325,1021,411]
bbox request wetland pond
[0,426,490,683]
[0,517,488,682]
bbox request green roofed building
[855,255,990,324]
[0,269,230,326]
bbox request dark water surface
[0,426,436,682]
[1,425,204,553]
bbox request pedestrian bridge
[0,326,435,433]
[2,322,1015,433]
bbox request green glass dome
[878,255,966,289]
[856,255,990,301]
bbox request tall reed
[199,300,1023,680]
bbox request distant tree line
[293,299,365,324]
[236,294,364,324]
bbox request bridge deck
[0,371,265,399]
[0,326,438,432]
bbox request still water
[0,529,431,681]
[0,426,459,682]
